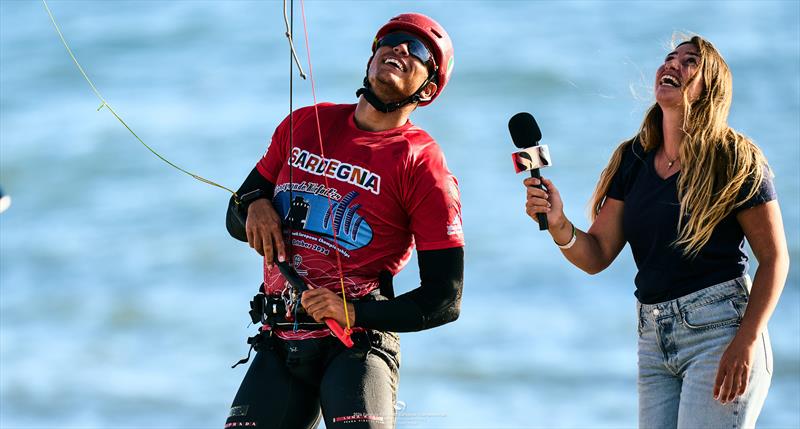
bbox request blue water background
[1,1,798,427]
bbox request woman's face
[655,42,705,109]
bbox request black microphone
[509,112,549,230]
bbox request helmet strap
[356,71,435,113]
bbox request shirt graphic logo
[286,196,310,229]
[275,189,373,251]
[289,148,381,195]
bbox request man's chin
[369,78,409,104]
[373,72,401,88]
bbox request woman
[524,35,789,427]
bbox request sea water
[1,1,798,427]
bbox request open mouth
[383,57,405,72]
[659,74,681,88]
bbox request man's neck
[353,97,415,132]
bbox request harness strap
[248,289,383,330]
[355,73,434,113]
[231,333,271,368]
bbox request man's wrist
[347,304,357,326]
[238,189,268,206]
[240,190,270,215]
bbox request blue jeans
[637,276,772,428]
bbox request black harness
[232,268,394,368]
[248,292,325,330]
[355,70,436,113]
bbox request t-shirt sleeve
[256,108,319,182]
[735,165,777,212]
[405,145,465,251]
[606,141,642,201]
[255,114,291,183]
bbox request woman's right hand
[524,176,567,230]
[245,199,286,268]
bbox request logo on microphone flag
[512,145,552,173]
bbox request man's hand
[245,199,286,268]
[301,288,356,327]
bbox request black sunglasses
[375,32,436,72]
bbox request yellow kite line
[41,0,236,196]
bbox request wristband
[235,189,269,215]
[232,189,268,225]
[554,222,577,249]
[237,189,268,206]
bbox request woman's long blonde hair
[589,35,770,258]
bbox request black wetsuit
[225,330,400,429]
[224,167,463,428]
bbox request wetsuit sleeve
[226,167,275,242]
[352,246,464,332]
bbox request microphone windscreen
[508,112,542,148]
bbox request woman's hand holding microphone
[524,177,575,248]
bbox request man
[225,13,463,429]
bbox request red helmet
[372,13,454,105]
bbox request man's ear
[418,81,438,102]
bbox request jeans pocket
[636,304,643,337]
[681,296,744,330]
[762,331,773,375]
[637,316,646,337]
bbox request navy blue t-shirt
[606,141,776,304]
